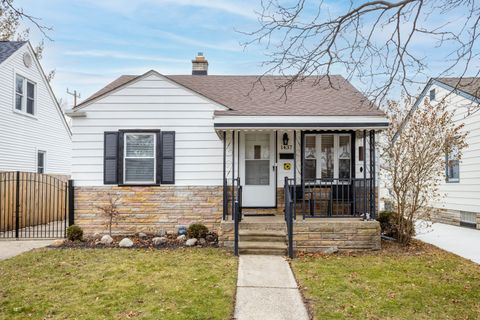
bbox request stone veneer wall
[293,220,381,252]
[432,208,480,229]
[218,219,381,252]
[74,186,223,235]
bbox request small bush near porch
[0,248,237,319]
[292,241,480,319]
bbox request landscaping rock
[167,230,175,236]
[100,235,113,245]
[177,235,186,241]
[321,246,339,254]
[198,238,206,246]
[152,237,167,246]
[93,232,102,240]
[177,226,187,235]
[206,232,218,244]
[138,232,148,239]
[119,238,134,248]
[157,229,167,237]
[185,238,198,247]
[51,239,66,247]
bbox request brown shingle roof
[78,72,385,117]
[435,77,480,99]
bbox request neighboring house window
[446,147,459,182]
[429,88,436,101]
[124,133,156,184]
[15,74,35,115]
[304,134,351,180]
[37,150,46,173]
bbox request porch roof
[213,115,389,130]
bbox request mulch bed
[51,233,218,250]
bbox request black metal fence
[0,172,74,239]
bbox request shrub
[377,210,414,241]
[378,210,395,236]
[66,225,83,241]
[187,224,209,239]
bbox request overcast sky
[16,0,478,107]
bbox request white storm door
[240,132,276,207]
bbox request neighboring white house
[0,41,71,175]
[407,77,480,229]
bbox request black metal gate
[0,171,74,239]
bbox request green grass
[0,248,237,320]
[292,242,480,320]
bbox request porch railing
[293,178,375,219]
[284,177,294,258]
[233,177,242,256]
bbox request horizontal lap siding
[0,45,71,174]
[71,75,224,186]
[432,85,480,212]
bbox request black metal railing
[296,178,374,219]
[233,177,242,256]
[284,177,294,258]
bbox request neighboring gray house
[0,41,71,175]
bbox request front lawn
[0,248,237,319]
[292,241,480,319]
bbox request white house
[410,77,480,229]
[67,53,389,255]
[0,41,71,175]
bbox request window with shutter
[123,133,156,184]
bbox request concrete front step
[239,241,287,255]
[239,222,287,232]
[239,230,286,242]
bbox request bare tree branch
[242,0,480,106]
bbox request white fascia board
[213,115,389,130]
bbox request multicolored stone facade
[293,220,381,252]
[74,186,223,235]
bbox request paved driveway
[415,221,480,264]
[0,240,53,261]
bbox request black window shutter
[104,132,119,184]
[161,131,175,184]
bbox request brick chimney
[192,52,208,75]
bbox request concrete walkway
[415,221,480,264]
[234,255,309,320]
[0,240,53,261]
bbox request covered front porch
[218,127,381,220]
[215,118,387,257]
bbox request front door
[240,132,276,207]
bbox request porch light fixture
[282,133,289,146]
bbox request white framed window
[124,133,156,184]
[37,150,46,173]
[446,147,459,183]
[15,74,36,115]
[304,133,351,180]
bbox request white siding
[429,84,480,213]
[71,73,226,186]
[0,44,71,174]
